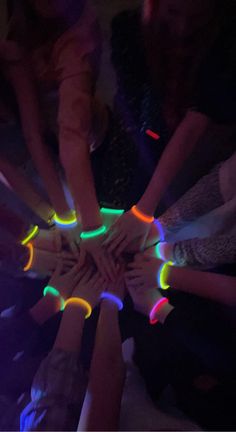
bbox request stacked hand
[79,234,117,281]
[48,261,85,301]
[103,210,152,256]
[125,253,164,290]
[71,267,105,310]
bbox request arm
[5,56,70,216]
[168,266,236,306]
[20,268,96,432]
[158,162,223,235]
[58,74,102,229]
[79,300,125,431]
[138,111,210,215]
[0,156,54,223]
[172,234,236,268]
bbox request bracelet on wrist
[50,211,77,229]
[157,261,174,290]
[101,292,123,311]
[80,225,106,240]
[149,297,169,325]
[154,219,165,242]
[23,243,34,272]
[100,207,124,216]
[21,225,39,246]
[43,285,65,311]
[131,205,154,224]
[64,297,92,318]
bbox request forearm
[29,295,62,326]
[91,301,124,369]
[7,61,69,215]
[0,157,53,222]
[159,163,223,233]
[61,143,102,229]
[54,305,86,353]
[79,301,125,431]
[138,111,210,215]
[168,266,236,306]
[27,136,70,215]
[173,235,236,268]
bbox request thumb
[78,246,86,269]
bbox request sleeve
[20,349,87,431]
[53,12,101,156]
[159,163,223,236]
[173,234,236,268]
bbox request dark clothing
[95,9,236,211]
[130,291,236,430]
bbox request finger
[105,250,118,277]
[78,247,86,269]
[115,237,130,256]
[127,262,142,270]
[99,253,117,281]
[125,269,142,278]
[69,241,80,258]
[89,272,101,289]
[54,259,63,277]
[93,255,107,279]
[61,251,77,259]
[103,223,122,246]
[107,232,126,254]
[66,264,79,277]
[125,276,143,288]
[80,267,94,285]
[54,231,62,253]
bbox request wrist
[137,198,156,218]
[155,242,174,261]
[29,295,61,325]
[80,224,106,239]
[101,299,119,313]
[157,261,174,290]
[81,204,103,230]
[149,297,170,324]
[101,292,123,311]
[64,297,92,319]
[131,205,154,223]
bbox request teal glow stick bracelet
[43,286,65,311]
[80,225,106,240]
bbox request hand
[58,226,81,258]
[104,259,126,301]
[103,210,151,256]
[125,254,164,290]
[72,267,105,309]
[127,285,163,317]
[48,261,84,300]
[79,235,117,281]
[31,248,76,276]
[33,228,62,253]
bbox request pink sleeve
[53,6,102,153]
